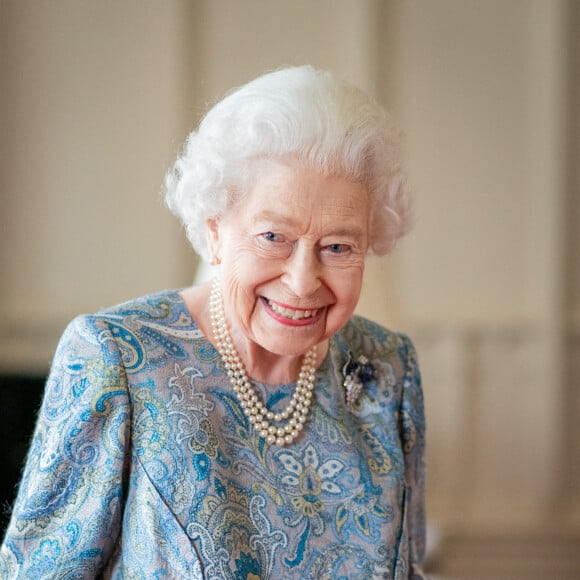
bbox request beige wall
[373,0,575,529]
[0,1,198,369]
[1,0,579,572]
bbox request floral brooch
[342,351,375,409]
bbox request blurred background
[1,1,579,578]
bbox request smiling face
[208,159,370,362]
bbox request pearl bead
[210,277,317,447]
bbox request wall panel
[0,0,197,371]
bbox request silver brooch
[342,351,375,409]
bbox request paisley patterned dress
[0,290,427,579]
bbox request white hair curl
[164,66,414,262]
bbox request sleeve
[0,315,131,579]
[399,334,428,579]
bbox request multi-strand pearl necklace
[209,278,317,446]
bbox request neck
[229,332,326,384]
[206,278,327,385]
[183,279,328,384]
[209,278,319,447]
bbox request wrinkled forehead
[226,155,368,208]
[222,158,370,236]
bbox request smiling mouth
[265,298,321,321]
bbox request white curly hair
[164,66,414,262]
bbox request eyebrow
[252,210,301,228]
[252,212,366,240]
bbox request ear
[206,218,222,263]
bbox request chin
[257,334,322,357]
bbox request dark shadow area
[0,374,46,539]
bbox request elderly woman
[1,66,426,578]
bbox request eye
[262,231,284,243]
[326,243,350,254]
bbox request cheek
[339,261,365,294]
[225,235,273,267]
[328,265,365,314]
[221,241,279,302]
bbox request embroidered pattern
[0,290,426,579]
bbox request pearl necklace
[209,278,317,446]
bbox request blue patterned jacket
[1,290,427,579]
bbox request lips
[264,298,321,322]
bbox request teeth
[267,300,318,320]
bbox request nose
[282,244,322,298]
